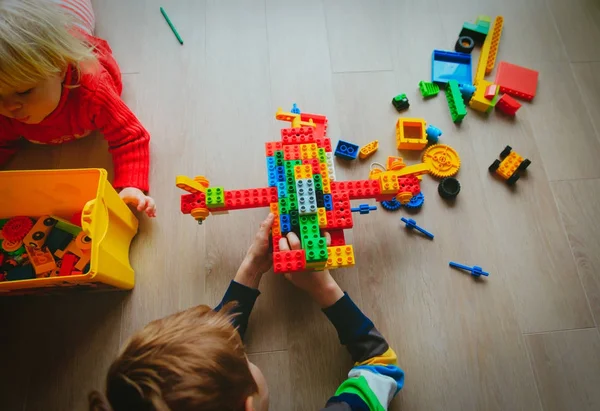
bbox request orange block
[26,246,56,275]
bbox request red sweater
[0,34,150,192]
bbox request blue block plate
[431,50,472,85]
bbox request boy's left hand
[119,187,157,218]
[234,213,275,289]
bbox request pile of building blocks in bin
[0,214,90,281]
[422,15,538,121]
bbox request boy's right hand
[279,232,344,308]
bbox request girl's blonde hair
[0,0,97,91]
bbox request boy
[89,214,404,410]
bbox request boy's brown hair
[89,304,257,411]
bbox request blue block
[334,140,359,160]
[459,83,476,100]
[267,157,277,187]
[323,194,333,211]
[277,181,287,198]
[276,166,286,182]
[291,103,301,114]
[431,50,472,86]
[280,214,291,234]
[425,126,442,144]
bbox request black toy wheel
[43,217,56,226]
[455,36,475,54]
[507,174,520,185]
[438,177,461,199]
[489,159,501,173]
[517,159,531,171]
[499,145,512,159]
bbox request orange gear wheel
[422,144,460,178]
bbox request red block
[272,235,282,252]
[300,112,328,139]
[302,158,321,174]
[328,230,346,246]
[283,144,302,160]
[495,94,522,116]
[224,188,278,210]
[181,192,206,214]
[265,141,283,156]
[331,180,382,200]
[281,127,315,145]
[397,175,421,196]
[315,138,332,152]
[495,61,538,101]
[59,253,78,277]
[325,210,353,229]
[484,84,498,99]
[273,249,306,273]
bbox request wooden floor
[2,0,600,410]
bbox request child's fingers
[324,231,331,246]
[285,232,301,250]
[136,196,147,211]
[145,197,157,216]
[279,236,290,251]
[256,213,275,241]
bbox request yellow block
[485,16,504,75]
[322,177,331,194]
[359,140,379,159]
[497,152,524,180]
[294,164,313,180]
[275,107,316,128]
[379,172,399,194]
[474,26,492,85]
[469,79,494,113]
[390,163,431,178]
[326,245,355,269]
[317,207,328,228]
[175,175,209,194]
[300,143,319,160]
[396,118,428,151]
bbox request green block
[302,236,328,262]
[445,80,467,123]
[289,210,300,230]
[278,197,290,214]
[487,93,501,113]
[274,150,284,166]
[206,187,225,208]
[288,193,298,211]
[318,148,327,164]
[53,216,83,236]
[313,174,323,191]
[477,21,490,30]
[298,214,320,241]
[476,15,491,24]
[418,81,440,98]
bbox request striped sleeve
[321,293,404,411]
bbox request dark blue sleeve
[214,280,260,340]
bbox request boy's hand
[279,232,344,308]
[119,187,157,218]
[234,213,275,289]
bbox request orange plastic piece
[22,216,56,248]
[485,16,504,75]
[387,156,406,170]
[422,144,461,178]
[1,238,23,253]
[396,192,413,204]
[369,168,383,180]
[294,164,313,180]
[270,203,281,236]
[396,118,428,150]
[55,231,91,270]
[497,152,524,180]
[26,246,56,275]
[359,140,379,159]
[299,143,319,160]
[59,253,78,277]
[379,173,399,194]
[326,245,355,269]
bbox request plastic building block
[45,227,73,254]
[396,118,428,150]
[495,61,538,101]
[495,94,522,116]
[404,192,424,209]
[296,179,317,215]
[275,107,316,129]
[294,164,313,180]
[265,141,283,156]
[449,261,489,277]
[26,246,56,275]
[291,103,301,114]
[469,79,495,113]
[484,84,498,99]
[284,144,302,160]
[425,125,442,144]
[2,216,33,242]
[1,238,25,255]
[280,214,291,234]
[23,216,57,248]
[327,230,345,247]
[359,140,378,159]
[460,22,487,45]
[422,144,460,178]
[55,232,91,270]
[325,245,355,269]
[300,143,319,160]
[303,237,328,263]
[418,81,439,98]
[299,214,320,239]
[455,36,474,54]
[476,15,491,24]
[489,145,531,185]
[317,207,328,228]
[392,94,410,112]
[175,175,209,194]
[438,177,461,199]
[445,80,467,122]
[5,264,35,281]
[273,250,306,273]
[379,173,399,195]
[304,158,321,175]
[334,140,359,160]
[281,127,315,145]
[400,217,434,239]
[325,209,353,230]
[485,16,504,75]
[351,204,377,214]
[380,198,402,211]
[52,217,82,236]
[331,179,382,200]
[323,194,333,211]
[205,187,225,208]
[459,83,476,100]
[432,50,472,85]
[58,253,78,276]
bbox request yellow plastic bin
[0,169,138,295]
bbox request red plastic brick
[484,84,498,100]
[181,192,206,214]
[331,180,382,200]
[302,158,321,175]
[300,112,328,139]
[272,235,282,252]
[59,253,78,277]
[397,175,421,196]
[273,249,306,273]
[328,230,346,246]
[281,127,315,145]
[224,188,278,210]
[265,141,283,156]
[325,210,353,229]
[315,138,332,152]
[283,144,302,160]
[495,94,522,116]
[495,61,538,101]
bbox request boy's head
[0,0,96,124]
[89,304,269,411]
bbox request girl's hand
[119,187,157,218]
[234,213,275,289]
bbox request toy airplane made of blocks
[176,107,429,273]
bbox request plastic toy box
[0,169,138,295]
